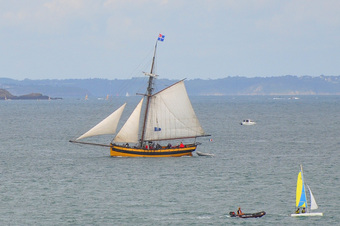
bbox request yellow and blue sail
[296,170,308,208]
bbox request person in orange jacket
[237,207,243,215]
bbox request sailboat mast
[140,41,158,146]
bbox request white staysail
[144,81,205,141]
[76,103,126,140]
[307,185,318,210]
[114,98,144,143]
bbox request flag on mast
[158,34,165,41]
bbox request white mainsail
[76,103,126,140]
[307,185,318,210]
[144,81,205,141]
[114,98,144,143]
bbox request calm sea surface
[1,96,339,225]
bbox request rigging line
[112,47,154,97]
[69,140,111,147]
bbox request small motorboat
[240,119,256,125]
[229,211,266,218]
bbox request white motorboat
[240,119,256,126]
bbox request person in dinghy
[237,207,243,216]
[229,207,266,218]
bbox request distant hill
[0,89,15,99]
[0,89,53,100]
[1,75,339,98]
[0,88,62,100]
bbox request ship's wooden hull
[110,144,197,157]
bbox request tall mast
[140,41,158,146]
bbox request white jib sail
[114,98,144,143]
[307,185,318,210]
[76,103,126,140]
[144,81,205,141]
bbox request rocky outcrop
[0,89,55,100]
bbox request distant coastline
[0,89,62,100]
[1,75,339,98]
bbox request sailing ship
[291,165,323,217]
[70,34,209,157]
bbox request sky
[1,0,340,80]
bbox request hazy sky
[1,0,339,80]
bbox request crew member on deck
[237,207,243,215]
[301,207,306,213]
[295,208,300,214]
[179,142,185,148]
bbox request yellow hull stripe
[110,145,196,157]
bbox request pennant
[157,34,165,42]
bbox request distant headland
[1,75,340,98]
[0,89,62,100]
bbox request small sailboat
[291,165,323,217]
[70,34,209,157]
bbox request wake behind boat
[291,165,323,217]
[196,151,214,157]
[70,34,209,157]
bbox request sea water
[0,96,339,225]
